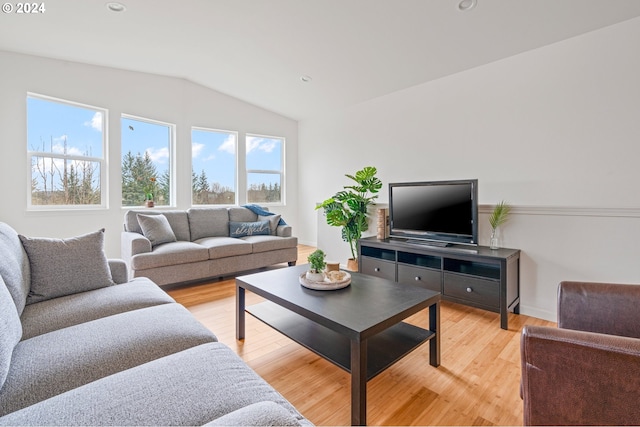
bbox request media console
[358,236,520,330]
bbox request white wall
[299,17,640,322]
[0,51,298,258]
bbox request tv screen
[389,180,478,246]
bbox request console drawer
[360,256,396,281]
[398,264,441,292]
[443,273,499,309]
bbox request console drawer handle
[466,287,473,293]
[414,276,421,281]
[374,267,380,272]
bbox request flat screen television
[388,179,478,246]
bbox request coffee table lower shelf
[247,301,435,380]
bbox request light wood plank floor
[167,245,554,426]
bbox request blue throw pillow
[229,220,271,238]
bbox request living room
[1,1,640,425]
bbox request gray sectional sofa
[0,222,311,426]
[121,206,298,286]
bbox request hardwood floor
[166,245,554,426]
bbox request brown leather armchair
[521,281,640,426]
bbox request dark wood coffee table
[236,264,441,426]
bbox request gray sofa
[0,222,311,426]
[121,206,298,286]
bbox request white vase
[306,271,325,282]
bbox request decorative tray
[299,271,351,291]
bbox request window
[191,128,237,205]
[246,134,284,204]
[27,94,106,208]
[121,115,174,207]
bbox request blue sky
[28,96,283,192]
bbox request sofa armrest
[558,281,640,338]
[276,225,292,237]
[108,259,129,284]
[205,401,302,426]
[521,325,640,426]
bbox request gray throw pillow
[137,214,177,247]
[229,220,271,238]
[19,229,116,305]
[259,214,281,236]
[0,275,22,389]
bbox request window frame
[120,114,176,208]
[245,133,285,206]
[191,126,239,207]
[26,93,108,211]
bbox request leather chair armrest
[521,325,640,426]
[558,281,640,338]
[108,259,129,284]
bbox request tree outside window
[27,94,106,208]
[191,128,237,205]
[246,134,284,204]
[121,116,173,207]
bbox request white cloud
[192,142,205,158]
[218,135,236,154]
[51,135,84,156]
[84,112,102,132]
[246,137,277,154]
[146,147,169,164]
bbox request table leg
[351,338,367,426]
[429,300,441,367]
[236,284,245,340]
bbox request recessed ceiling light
[106,2,127,12]
[458,0,477,11]
[300,75,312,83]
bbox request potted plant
[489,200,511,249]
[306,249,326,281]
[143,177,157,208]
[316,166,382,270]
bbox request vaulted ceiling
[2,0,640,120]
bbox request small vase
[306,271,325,282]
[145,200,155,208]
[489,228,499,250]
[346,258,358,272]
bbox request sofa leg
[288,261,297,267]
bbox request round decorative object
[299,271,351,291]
[305,271,325,282]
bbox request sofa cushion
[0,303,217,416]
[124,210,191,241]
[0,343,311,426]
[229,220,271,238]
[19,229,115,305]
[228,206,259,222]
[195,237,253,259]
[188,207,230,240]
[259,214,281,236]
[0,275,22,390]
[20,277,174,340]
[243,235,299,253]
[131,241,210,270]
[137,214,177,247]
[0,223,31,316]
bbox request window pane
[31,156,101,205]
[246,136,282,170]
[27,97,104,157]
[246,134,284,204]
[121,116,172,207]
[247,173,281,203]
[27,95,105,208]
[192,128,236,205]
